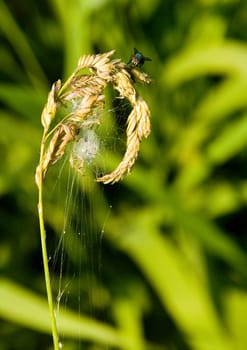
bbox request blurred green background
[1,0,247,349]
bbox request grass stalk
[37,138,59,350]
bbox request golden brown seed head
[36,50,152,186]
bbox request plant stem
[37,141,59,350]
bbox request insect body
[128,48,152,68]
[127,48,152,84]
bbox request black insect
[128,48,152,68]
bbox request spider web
[48,94,131,349]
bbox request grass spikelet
[41,80,61,131]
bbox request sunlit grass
[0,0,247,349]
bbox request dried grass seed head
[36,50,152,185]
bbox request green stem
[37,141,59,350]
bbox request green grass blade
[0,1,48,89]
[164,41,247,87]
[0,278,135,348]
[110,212,235,350]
